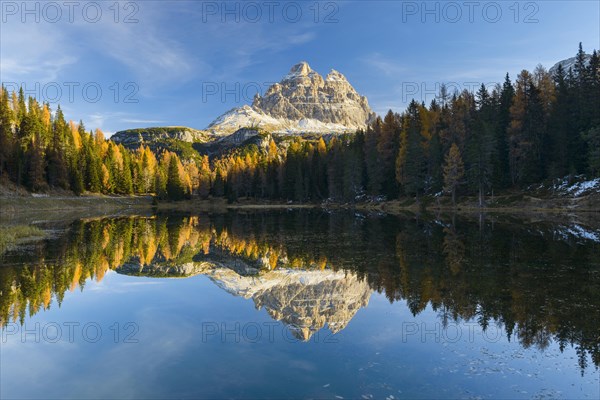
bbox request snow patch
[549,176,600,197]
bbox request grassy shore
[0,194,154,224]
[0,225,46,254]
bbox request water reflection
[1,211,599,371]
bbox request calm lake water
[1,210,599,399]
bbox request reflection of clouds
[1,341,81,396]
[86,275,164,293]
[70,309,198,398]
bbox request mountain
[111,126,209,146]
[549,54,592,75]
[206,61,376,135]
[110,62,374,152]
[110,126,211,161]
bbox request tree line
[0,44,598,203]
[0,86,210,199]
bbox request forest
[0,44,598,203]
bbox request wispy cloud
[121,119,165,124]
[363,53,406,77]
[0,23,78,82]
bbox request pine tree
[313,137,328,199]
[25,133,47,192]
[396,101,427,201]
[166,154,185,200]
[118,146,134,194]
[0,86,15,177]
[466,84,496,206]
[327,137,343,200]
[83,134,102,193]
[508,70,545,185]
[548,65,572,176]
[581,127,600,177]
[364,120,383,195]
[493,73,514,189]
[378,110,400,197]
[443,143,465,206]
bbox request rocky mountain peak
[285,61,314,78]
[207,62,376,135]
[325,69,347,82]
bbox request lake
[1,210,599,399]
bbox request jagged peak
[290,61,311,73]
[208,61,375,135]
[326,69,347,82]
[283,61,318,80]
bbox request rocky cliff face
[207,62,376,135]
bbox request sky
[1,0,599,136]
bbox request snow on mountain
[549,54,592,75]
[206,61,376,136]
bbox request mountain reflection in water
[1,210,599,371]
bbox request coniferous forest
[1,45,598,203]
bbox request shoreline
[1,192,598,217]
[0,191,600,224]
[1,193,598,252]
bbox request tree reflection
[0,211,598,371]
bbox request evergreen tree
[466,84,496,206]
[493,73,514,189]
[378,110,401,197]
[581,127,600,177]
[548,65,576,177]
[166,154,185,200]
[364,120,383,195]
[443,143,465,206]
[0,86,15,178]
[508,70,545,185]
[396,101,427,201]
[25,134,47,192]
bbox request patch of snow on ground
[567,178,600,196]
[550,176,600,197]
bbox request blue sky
[1,0,599,136]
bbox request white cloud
[121,119,165,124]
[364,53,406,77]
[0,22,78,82]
